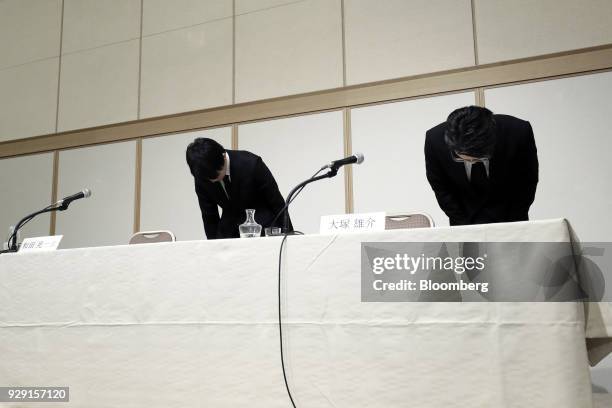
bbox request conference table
[1,218,611,407]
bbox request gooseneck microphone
[322,152,365,170]
[270,153,366,230]
[1,188,92,253]
[56,188,92,210]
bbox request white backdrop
[56,141,136,249]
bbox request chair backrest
[129,230,176,245]
[385,213,434,230]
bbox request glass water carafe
[239,209,262,238]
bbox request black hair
[444,106,496,157]
[185,138,226,180]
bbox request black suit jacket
[193,150,292,239]
[424,114,538,226]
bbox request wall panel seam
[139,0,308,41]
[475,88,485,106]
[61,36,141,58]
[232,0,236,105]
[133,139,143,233]
[0,56,59,73]
[137,0,144,119]
[341,0,347,87]
[142,17,232,39]
[231,124,238,149]
[54,0,65,133]
[470,0,479,65]
[50,151,60,235]
[343,108,353,214]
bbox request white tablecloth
[0,218,610,407]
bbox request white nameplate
[18,235,63,252]
[320,212,386,234]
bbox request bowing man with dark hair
[424,106,539,226]
[186,138,292,239]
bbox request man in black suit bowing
[186,138,292,239]
[425,106,538,226]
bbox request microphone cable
[278,232,296,408]
[277,167,324,408]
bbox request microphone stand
[269,166,339,235]
[1,202,64,254]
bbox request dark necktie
[470,161,489,192]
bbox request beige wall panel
[143,0,232,35]
[0,59,59,142]
[476,0,612,64]
[235,0,297,14]
[141,127,232,240]
[58,40,139,132]
[0,0,61,69]
[235,0,343,103]
[56,141,136,249]
[140,20,233,119]
[0,153,54,248]
[344,0,475,85]
[351,92,477,226]
[485,71,612,241]
[62,0,141,54]
[238,111,345,234]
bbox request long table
[1,218,611,407]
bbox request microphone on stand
[321,153,365,170]
[56,188,92,210]
[1,188,92,253]
[270,153,366,234]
